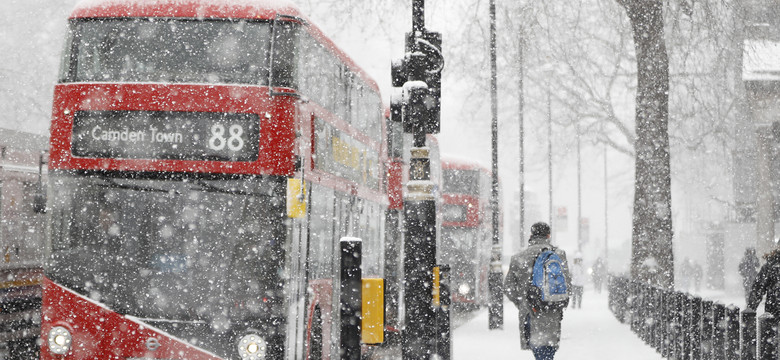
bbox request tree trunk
[619,0,674,289]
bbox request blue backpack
[528,247,569,311]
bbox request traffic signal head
[402,80,432,134]
[389,30,442,134]
[391,58,408,88]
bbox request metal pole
[604,142,608,270]
[435,265,452,360]
[713,303,726,360]
[547,83,553,225]
[384,198,402,331]
[692,296,703,359]
[518,32,525,249]
[577,121,582,253]
[403,142,438,359]
[742,310,757,360]
[340,238,362,360]
[726,306,740,359]
[34,152,47,214]
[702,300,714,357]
[488,0,503,330]
[670,298,685,360]
[659,290,670,357]
[395,0,443,356]
[412,0,424,32]
[758,314,777,360]
[651,289,661,351]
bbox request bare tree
[296,1,747,281]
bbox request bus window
[65,19,274,84]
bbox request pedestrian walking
[592,257,605,294]
[570,255,585,309]
[504,222,570,360]
[679,257,692,292]
[748,248,780,318]
[692,261,703,292]
[740,247,760,304]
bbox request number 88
[209,124,244,151]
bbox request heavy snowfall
[2,0,780,359]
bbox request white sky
[1,0,738,279]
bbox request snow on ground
[453,287,663,359]
[690,287,746,310]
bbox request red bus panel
[386,161,403,210]
[50,83,296,175]
[70,0,302,21]
[41,278,222,359]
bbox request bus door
[304,183,338,360]
[285,178,309,360]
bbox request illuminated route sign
[71,110,260,162]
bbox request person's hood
[528,234,550,246]
[766,249,780,264]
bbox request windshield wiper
[97,178,182,195]
[193,180,271,197]
[129,316,208,325]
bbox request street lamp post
[577,121,582,253]
[518,32,526,250]
[604,142,609,270]
[487,0,503,330]
[547,82,553,226]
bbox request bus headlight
[47,326,72,355]
[237,334,266,359]
[458,283,471,295]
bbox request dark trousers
[743,277,755,304]
[526,314,559,359]
[522,315,531,350]
[531,346,557,360]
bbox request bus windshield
[62,18,275,84]
[46,172,286,354]
[442,169,480,195]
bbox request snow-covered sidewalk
[453,288,663,359]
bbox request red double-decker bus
[42,1,391,359]
[439,158,495,310]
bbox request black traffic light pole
[402,144,437,359]
[391,0,444,358]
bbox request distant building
[741,1,780,257]
[0,129,48,270]
[694,0,780,291]
[726,0,780,291]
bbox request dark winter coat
[504,235,570,348]
[740,251,759,286]
[748,250,780,318]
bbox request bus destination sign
[71,110,260,162]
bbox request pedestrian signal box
[286,178,306,218]
[362,278,385,345]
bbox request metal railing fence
[0,267,42,360]
[608,275,778,360]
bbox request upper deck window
[60,18,292,85]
